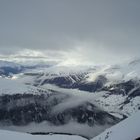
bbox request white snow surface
[0,59,140,139]
[0,77,46,95]
[92,111,140,140]
[0,129,86,140]
[85,58,140,85]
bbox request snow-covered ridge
[5,58,140,117]
[0,58,140,139]
[0,87,120,139]
[20,57,140,89]
[92,111,140,140]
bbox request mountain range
[0,59,140,139]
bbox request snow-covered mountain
[22,58,140,92]
[0,60,54,77]
[0,60,23,77]
[19,58,140,117]
[92,111,140,140]
[0,83,120,138]
[0,58,140,139]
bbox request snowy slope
[10,59,140,118]
[0,59,140,139]
[92,111,140,140]
[39,59,140,117]
[0,77,43,95]
[0,87,120,139]
[21,58,140,91]
[0,130,86,140]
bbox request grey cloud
[0,0,140,63]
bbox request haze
[0,0,140,65]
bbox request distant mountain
[0,58,140,139]
[0,60,23,77]
[0,60,54,77]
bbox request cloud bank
[0,0,140,65]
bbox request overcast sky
[0,0,140,65]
